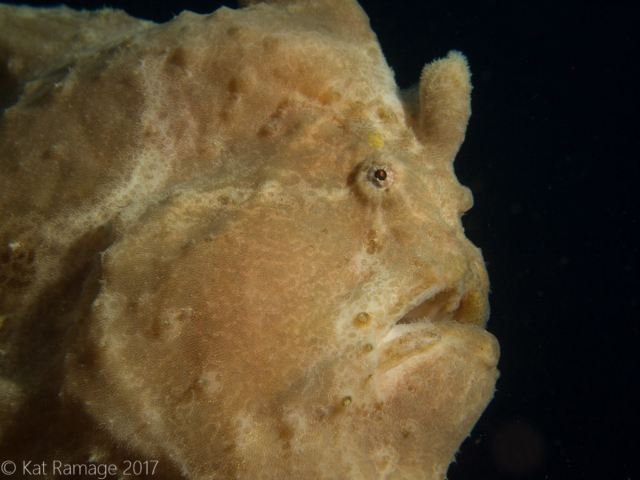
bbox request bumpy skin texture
[0,1,499,479]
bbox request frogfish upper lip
[394,287,464,326]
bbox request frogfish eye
[367,164,394,189]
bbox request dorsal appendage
[418,51,472,161]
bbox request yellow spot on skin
[356,312,371,325]
[367,133,384,149]
[342,397,352,407]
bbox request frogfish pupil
[374,169,387,181]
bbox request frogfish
[0,0,499,478]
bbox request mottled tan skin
[0,0,499,478]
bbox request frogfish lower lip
[376,319,499,397]
[376,322,442,374]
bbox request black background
[2,1,638,479]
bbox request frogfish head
[35,1,500,479]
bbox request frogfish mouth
[376,284,499,397]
